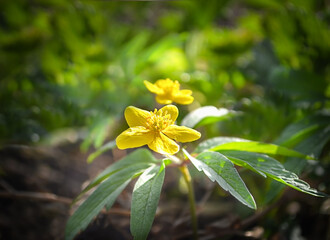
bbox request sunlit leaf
[183,149,256,209]
[130,161,166,240]
[222,150,325,197]
[265,113,330,202]
[195,137,249,153]
[195,137,313,159]
[181,106,236,128]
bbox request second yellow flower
[144,78,194,105]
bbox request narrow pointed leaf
[183,149,256,209]
[75,149,157,203]
[275,112,330,157]
[195,137,249,153]
[66,149,158,240]
[221,150,325,197]
[65,168,137,240]
[265,113,330,203]
[275,125,319,149]
[181,106,236,128]
[195,137,313,159]
[130,162,166,240]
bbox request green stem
[179,164,198,240]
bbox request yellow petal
[159,105,178,124]
[173,90,194,104]
[163,125,201,143]
[155,79,176,89]
[148,132,179,155]
[125,106,150,128]
[144,80,164,95]
[178,89,192,95]
[156,95,173,104]
[116,127,154,149]
[172,80,181,91]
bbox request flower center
[146,109,172,131]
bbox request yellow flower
[144,78,194,105]
[116,105,201,155]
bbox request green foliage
[190,136,324,198]
[76,148,157,201]
[181,106,238,128]
[66,149,158,240]
[195,137,313,159]
[131,162,166,240]
[264,111,330,202]
[67,136,325,239]
[275,112,330,158]
[65,177,130,240]
[184,149,256,209]
[221,150,324,197]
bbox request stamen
[146,108,172,131]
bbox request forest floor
[0,142,329,240]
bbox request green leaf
[275,124,319,149]
[264,113,330,203]
[195,137,312,159]
[181,106,236,128]
[130,161,166,240]
[183,149,256,209]
[275,112,330,157]
[221,150,325,197]
[195,137,249,153]
[87,140,117,163]
[66,168,135,240]
[74,149,157,204]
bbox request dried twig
[0,190,72,204]
[0,189,131,216]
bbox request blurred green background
[1,0,329,148]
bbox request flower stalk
[179,164,198,240]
